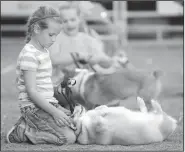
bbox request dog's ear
[152,70,163,79]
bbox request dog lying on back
[70,68,163,110]
[72,97,179,145]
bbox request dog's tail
[153,69,163,79]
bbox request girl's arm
[23,70,72,127]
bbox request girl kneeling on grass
[6,6,77,145]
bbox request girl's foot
[6,117,28,143]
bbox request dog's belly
[105,116,163,145]
[110,119,163,145]
[78,107,164,145]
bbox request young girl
[6,6,76,145]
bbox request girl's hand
[53,110,76,129]
[59,106,71,116]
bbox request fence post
[112,1,128,49]
[156,27,163,43]
[113,1,119,23]
[120,1,128,48]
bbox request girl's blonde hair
[25,6,61,43]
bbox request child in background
[50,3,113,86]
[6,6,76,145]
[74,1,135,70]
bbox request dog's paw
[136,97,148,113]
[151,99,163,113]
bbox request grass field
[1,37,184,151]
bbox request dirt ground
[1,38,184,151]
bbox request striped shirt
[16,44,58,107]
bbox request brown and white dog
[69,67,163,110]
[72,97,180,145]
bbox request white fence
[1,1,183,48]
[101,12,183,47]
[100,1,183,48]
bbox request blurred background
[1,1,184,151]
[1,1,183,51]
